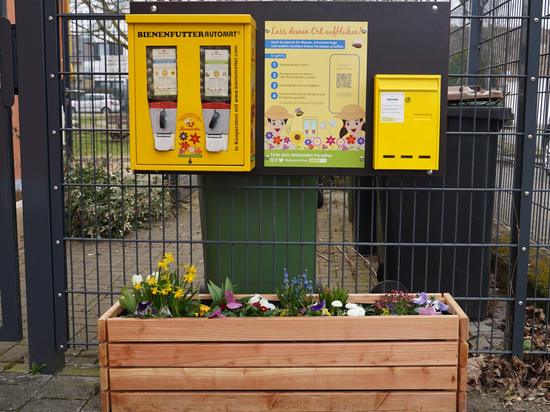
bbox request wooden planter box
[99,293,468,412]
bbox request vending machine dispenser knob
[159,108,167,129]
[209,110,220,129]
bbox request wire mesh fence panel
[52,0,550,357]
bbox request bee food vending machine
[126,14,256,171]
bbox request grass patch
[65,130,129,160]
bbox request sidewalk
[0,373,99,411]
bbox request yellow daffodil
[199,304,210,316]
[321,308,332,316]
[161,288,170,296]
[151,287,159,295]
[133,282,142,290]
[381,307,390,316]
[165,284,172,292]
[184,264,197,283]
[174,288,184,299]
[146,275,157,286]
[158,259,169,271]
[165,252,174,264]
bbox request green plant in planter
[374,290,415,315]
[276,269,314,316]
[318,284,349,315]
[119,253,200,317]
[64,160,172,238]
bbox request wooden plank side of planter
[100,390,110,412]
[106,315,459,342]
[98,303,123,343]
[444,293,469,412]
[107,341,458,367]
[109,366,458,391]
[110,391,457,412]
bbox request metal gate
[11,0,550,372]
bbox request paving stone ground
[0,373,98,411]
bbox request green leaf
[224,277,234,293]
[207,280,223,303]
[119,287,137,314]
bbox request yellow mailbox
[373,74,441,170]
[126,14,256,172]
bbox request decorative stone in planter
[98,293,468,412]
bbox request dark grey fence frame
[12,0,550,372]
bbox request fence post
[510,0,543,358]
[15,0,67,373]
[467,0,481,85]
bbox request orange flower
[346,135,356,144]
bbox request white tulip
[150,271,159,281]
[248,294,262,304]
[331,300,343,308]
[260,298,276,310]
[345,303,358,309]
[131,274,143,285]
[347,306,366,317]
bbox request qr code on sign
[336,73,352,89]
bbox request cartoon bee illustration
[294,107,304,117]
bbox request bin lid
[448,85,503,103]
[447,105,514,121]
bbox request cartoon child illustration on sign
[265,105,292,148]
[337,104,367,149]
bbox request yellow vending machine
[126,14,256,171]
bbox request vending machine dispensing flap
[201,46,231,153]
[147,46,178,151]
[373,74,441,171]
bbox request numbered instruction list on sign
[264,21,368,168]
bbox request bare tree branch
[74,0,128,48]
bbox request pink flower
[416,306,441,316]
[225,290,243,310]
[208,308,225,318]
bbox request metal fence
[14,0,550,370]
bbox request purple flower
[283,268,289,287]
[412,292,428,306]
[225,290,243,310]
[304,138,313,146]
[416,306,441,316]
[309,300,326,311]
[136,301,155,317]
[265,132,273,140]
[432,300,449,313]
[357,137,365,145]
[208,308,225,318]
